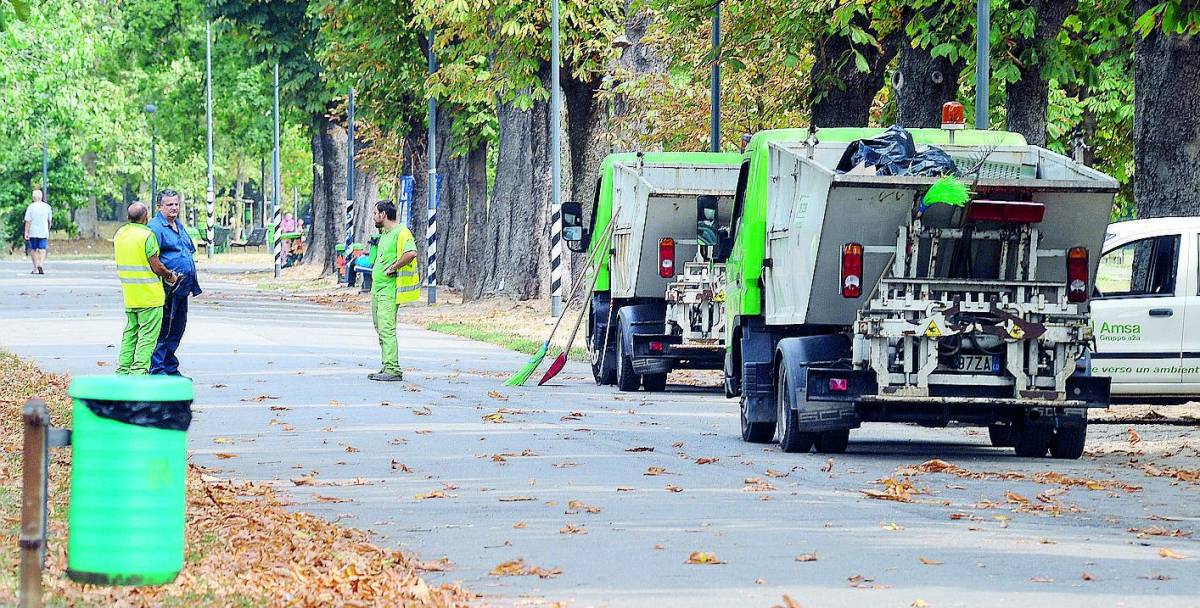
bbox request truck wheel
[776,364,815,453]
[590,347,615,386]
[642,373,667,392]
[1013,423,1053,458]
[1049,421,1088,459]
[616,335,640,392]
[988,424,1015,447]
[740,397,774,443]
[815,429,850,454]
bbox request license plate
[957,355,1001,373]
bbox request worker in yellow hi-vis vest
[368,201,419,382]
[114,202,179,375]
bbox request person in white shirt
[24,189,52,275]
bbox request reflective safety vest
[394,226,421,304]
[114,223,165,309]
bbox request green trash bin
[67,375,194,586]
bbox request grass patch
[426,321,590,362]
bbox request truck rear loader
[724,127,1118,458]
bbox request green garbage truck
[562,152,741,392]
[723,126,1118,458]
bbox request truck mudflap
[631,334,724,374]
[805,368,1111,408]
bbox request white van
[1092,217,1200,399]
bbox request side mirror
[714,227,733,262]
[697,195,719,247]
[561,201,588,253]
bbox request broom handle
[559,247,605,354]
[543,220,617,343]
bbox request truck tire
[1013,423,1053,458]
[616,333,640,392]
[988,424,1015,447]
[740,397,774,443]
[815,429,850,454]
[642,372,667,392]
[590,346,615,385]
[1049,421,1088,460]
[776,364,815,453]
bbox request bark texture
[810,17,901,127]
[77,152,100,238]
[468,69,554,300]
[1004,0,1078,147]
[895,8,965,128]
[1133,1,1200,218]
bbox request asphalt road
[2,259,1198,608]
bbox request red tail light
[966,200,1046,224]
[659,238,675,278]
[828,378,849,392]
[1067,246,1088,303]
[649,341,664,353]
[841,243,863,298]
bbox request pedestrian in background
[115,202,178,375]
[368,201,419,382]
[148,189,202,377]
[23,188,51,275]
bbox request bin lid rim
[68,375,194,402]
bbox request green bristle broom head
[923,176,970,208]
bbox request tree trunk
[1133,3,1200,218]
[402,119,430,283]
[562,73,608,299]
[303,113,340,275]
[609,2,668,147]
[78,152,100,238]
[435,111,490,293]
[469,67,554,300]
[1004,0,1078,147]
[810,17,901,127]
[895,8,965,128]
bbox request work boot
[368,371,404,382]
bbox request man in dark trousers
[148,189,202,377]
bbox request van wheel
[616,336,640,392]
[1013,423,1053,458]
[988,424,1015,447]
[815,429,850,454]
[776,364,815,453]
[740,396,774,443]
[1049,421,1088,460]
[642,372,667,392]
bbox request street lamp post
[144,103,158,212]
[205,20,214,258]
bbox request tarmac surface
[3,259,1199,607]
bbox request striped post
[549,0,563,318]
[344,88,356,252]
[272,63,282,278]
[426,184,437,303]
[205,190,215,255]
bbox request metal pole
[549,0,563,318]
[345,87,356,253]
[150,127,157,213]
[18,399,48,608]
[710,1,721,153]
[272,63,282,278]
[260,158,266,229]
[975,0,990,130]
[426,30,438,305]
[205,21,214,258]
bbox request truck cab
[1092,217,1200,399]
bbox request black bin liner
[835,124,958,177]
[84,399,193,431]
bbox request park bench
[230,227,266,252]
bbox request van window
[1096,234,1180,298]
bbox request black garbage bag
[835,124,958,177]
[84,399,193,431]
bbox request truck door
[1092,233,1185,391]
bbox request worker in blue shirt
[148,189,202,377]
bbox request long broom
[537,256,603,386]
[503,221,615,387]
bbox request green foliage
[1135,0,1200,35]
[0,151,88,243]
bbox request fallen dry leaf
[918,557,943,566]
[911,601,930,608]
[499,496,536,502]
[482,412,506,423]
[214,453,237,460]
[390,460,412,473]
[559,523,587,535]
[513,521,527,529]
[625,446,654,452]
[291,475,318,486]
[795,553,819,562]
[344,445,359,453]
[487,390,509,401]
[665,484,683,493]
[695,457,719,465]
[685,551,725,565]
[415,490,446,500]
[821,458,834,473]
[1082,572,1096,581]
[1030,576,1055,583]
[566,499,601,514]
[645,466,668,476]
[313,494,352,503]
[766,469,789,478]
[1159,547,1188,560]
[774,594,803,608]
[1128,427,1142,445]
[212,437,233,445]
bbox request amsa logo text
[1092,321,1142,342]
